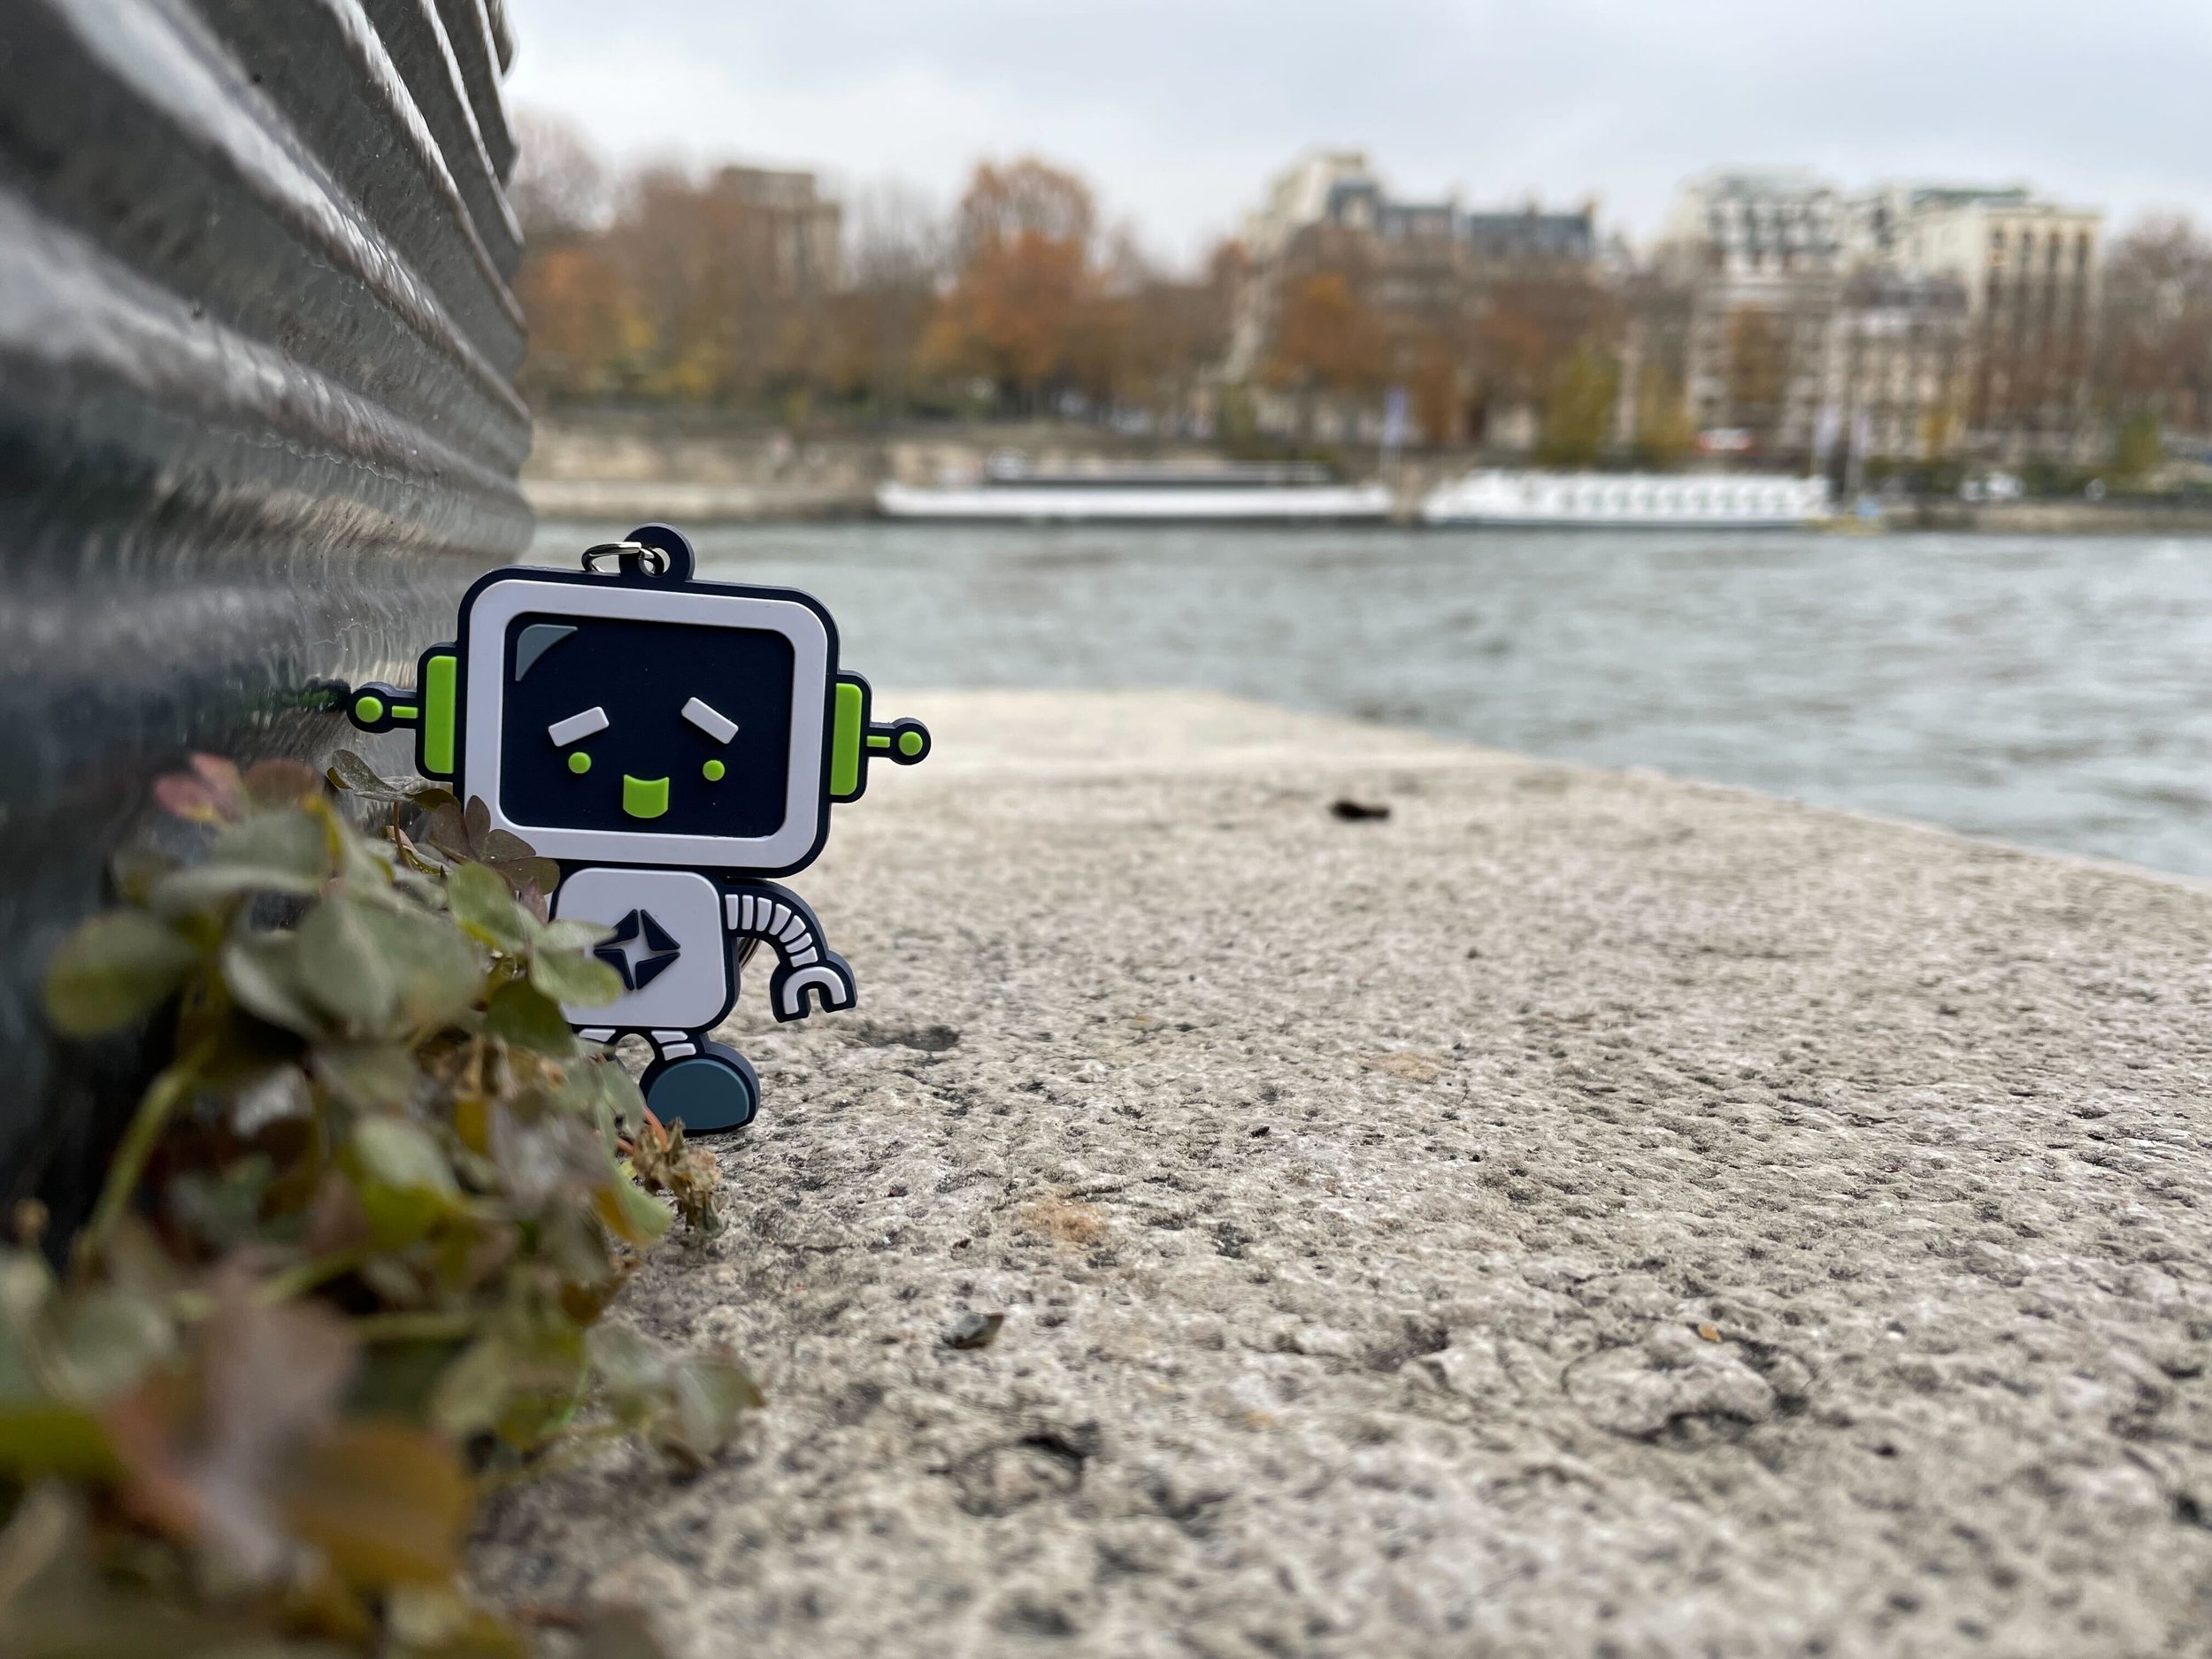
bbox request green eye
[568,752,592,775]
[702,759,726,782]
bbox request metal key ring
[582,541,669,576]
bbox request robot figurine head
[346,523,927,875]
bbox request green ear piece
[831,673,930,803]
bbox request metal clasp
[582,541,670,577]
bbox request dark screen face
[498,613,795,839]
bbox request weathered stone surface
[474,690,2212,1657]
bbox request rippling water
[534,520,2212,879]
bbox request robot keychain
[338,523,928,1132]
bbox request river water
[534,520,2212,879]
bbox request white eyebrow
[547,706,609,746]
[682,697,738,744]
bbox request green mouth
[622,774,670,819]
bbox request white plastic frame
[462,578,830,869]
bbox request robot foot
[641,1041,759,1135]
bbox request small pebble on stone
[942,1311,1005,1350]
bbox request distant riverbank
[526,410,2212,533]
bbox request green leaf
[39,910,197,1037]
[0,1402,119,1479]
[595,1166,674,1248]
[354,1118,457,1199]
[591,1059,648,1147]
[296,895,400,1030]
[484,982,577,1056]
[46,1288,173,1402]
[529,945,622,1010]
[446,862,529,952]
[535,918,611,955]
[667,1352,764,1461]
[353,904,482,1032]
[352,1118,460,1248]
[150,809,332,916]
[312,1042,419,1110]
[210,808,331,880]
[586,1324,666,1408]
[427,1333,518,1439]
[326,748,407,800]
[219,933,330,1038]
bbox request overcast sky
[504,0,2211,266]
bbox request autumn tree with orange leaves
[922,158,1112,409]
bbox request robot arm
[329,647,460,779]
[726,882,856,1022]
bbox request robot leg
[639,1028,759,1134]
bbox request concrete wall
[0,0,533,1233]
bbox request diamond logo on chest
[595,909,682,992]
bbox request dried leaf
[242,759,323,811]
[326,749,406,801]
[39,911,197,1038]
[280,1418,472,1588]
[103,1267,357,1581]
[150,755,246,824]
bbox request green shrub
[4,753,741,1655]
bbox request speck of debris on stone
[1696,1323,1722,1342]
[1249,1125,1271,1137]
[887,1185,908,1197]
[1330,797,1391,821]
[943,1311,1005,1350]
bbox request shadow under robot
[341,524,929,1132]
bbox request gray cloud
[504,0,2212,263]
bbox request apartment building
[1226,150,1599,436]
[1661,171,1845,453]
[1894,189,2101,456]
[1666,172,2100,462]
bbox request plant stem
[257,1247,373,1303]
[73,1038,215,1279]
[350,1310,480,1343]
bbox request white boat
[878,453,1393,524]
[1420,469,1831,528]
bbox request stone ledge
[475,690,2212,1658]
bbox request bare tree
[507,109,611,242]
